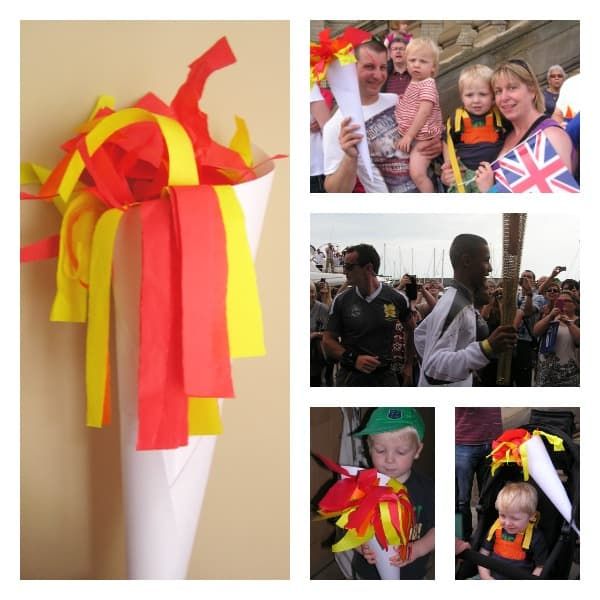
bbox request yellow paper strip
[188,397,223,435]
[215,185,265,358]
[50,192,105,323]
[85,208,124,428]
[229,116,253,167]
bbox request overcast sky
[311,213,580,280]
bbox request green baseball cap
[354,407,425,441]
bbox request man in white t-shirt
[322,39,441,193]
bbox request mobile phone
[555,298,565,311]
[406,275,418,300]
[558,266,567,272]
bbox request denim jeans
[455,443,492,541]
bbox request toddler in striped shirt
[394,38,444,193]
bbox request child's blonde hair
[458,64,494,95]
[406,38,440,70]
[367,426,421,449]
[495,482,538,516]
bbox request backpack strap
[492,106,503,129]
[522,511,540,550]
[486,518,502,541]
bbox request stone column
[420,20,444,44]
[455,21,478,48]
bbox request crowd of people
[310,31,580,193]
[310,241,580,387]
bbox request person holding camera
[533,289,580,386]
[511,269,546,386]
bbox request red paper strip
[170,186,233,397]
[20,234,60,262]
[171,36,236,147]
[137,198,189,450]
[78,144,135,209]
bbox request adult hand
[338,117,362,159]
[310,119,321,133]
[551,265,564,278]
[440,161,461,186]
[419,136,442,159]
[357,543,377,565]
[521,276,533,295]
[475,161,495,192]
[487,325,518,354]
[548,307,561,320]
[355,355,381,373]
[455,538,471,555]
[310,331,323,340]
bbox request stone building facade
[311,20,580,118]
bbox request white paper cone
[326,60,373,182]
[371,540,401,579]
[522,435,579,535]
[112,154,274,579]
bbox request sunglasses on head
[508,58,531,72]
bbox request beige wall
[20,20,289,579]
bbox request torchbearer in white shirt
[414,234,517,386]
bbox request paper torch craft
[489,428,579,536]
[315,455,414,578]
[21,37,283,451]
[310,27,373,182]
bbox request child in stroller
[456,420,579,580]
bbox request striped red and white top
[395,77,444,140]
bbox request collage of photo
[309,19,581,583]
[16,14,590,596]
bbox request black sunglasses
[343,262,363,272]
[507,58,534,76]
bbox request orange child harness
[445,107,504,192]
[448,107,504,145]
[485,514,539,561]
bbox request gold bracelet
[480,338,494,358]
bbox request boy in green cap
[353,407,435,579]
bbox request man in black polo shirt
[323,244,414,386]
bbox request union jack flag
[492,130,579,193]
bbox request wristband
[340,350,357,370]
[480,338,494,358]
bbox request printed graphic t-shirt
[323,93,417,192]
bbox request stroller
[456,413,580,580]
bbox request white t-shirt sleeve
[322,111,345,175]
